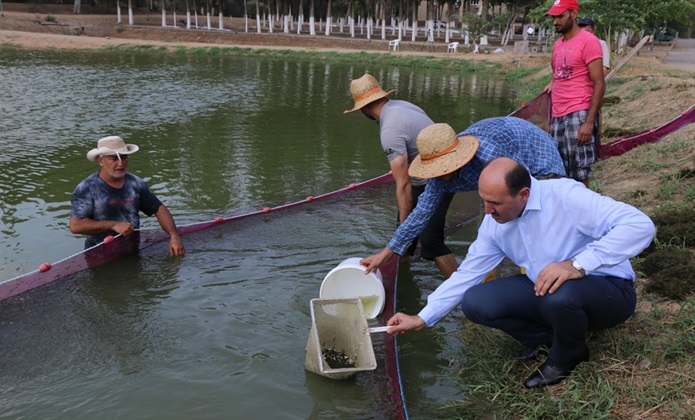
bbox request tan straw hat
[343,74,397,113]
[86,136,139,162]
[408,123,480,179]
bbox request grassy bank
[102,43,508,74]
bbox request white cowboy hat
[86,136,139,162]
[344,74,397,114]
[408,123,480,179]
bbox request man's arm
[361,183,444,273]
[69,217,135,237]
[389,154,413,224]
[578,58,606,144]
[154,205,185,256]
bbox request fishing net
[509,91,552,133]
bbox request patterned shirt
[386,117,566,255]
[71,172,162,248]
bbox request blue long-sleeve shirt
[387,117,566,255]
[418,177,656,326]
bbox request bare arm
[578,58,606,144]
[155,205,185,256]
[69,217,135,237]
[389,154,412,224]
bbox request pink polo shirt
[550,30,603,117]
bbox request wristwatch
[571,259,586,278]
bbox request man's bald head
[479,158,531,224]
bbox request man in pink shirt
[544,0,605,186]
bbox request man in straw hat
[544,0,605,186]
[345,73,458,277]
[383,157,654,388]
[360,117,565,277]
[70,135,185,256]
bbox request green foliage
[459,12,496,46]
[529,0,695,49]
[44,15,56,22]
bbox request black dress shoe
[523,348,590,389]
[510,345,548,361]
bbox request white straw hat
[344,74,396,113]
[86,136,139,162]
[408,124,480,179]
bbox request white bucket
[319,257,385,320]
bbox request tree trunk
[73,0,81,14]
[117,0,122,23]
[324,0,331,36]
[256,0,261,32]
[128,0,134,25]
[267,0,273,33]
[411,0,417,41]
[309,0,315,35]
[380,0,385,40]
[243,0,248,32]
[161,0,166,26]
[218,0,223,30]
[347,0,354,38]
[297,0,303,34]
[283,5,289,32]
[205,0,211,29]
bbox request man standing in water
[70,135,185,256]
[345,73,458,278]
[544,0,605,186]
[385,158,654,388]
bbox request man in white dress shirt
[385,157,655,388]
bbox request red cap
[545,0,579,16]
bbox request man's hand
[360,248,395,274]
[534,260,583,296]
[578,120,594,144]
[386,312,426,334]
[168,235,185,256]
[111,221,135,236]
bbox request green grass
[438,300,695,418]
[97,43,503,73]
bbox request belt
[537,173,561,180]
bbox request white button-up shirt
[418,177,656,326]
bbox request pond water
[0,49,515,418]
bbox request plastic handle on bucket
[368,326,391,334]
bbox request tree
[459,11,496,48]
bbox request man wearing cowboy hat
[345,73,458,278]
[360,117,565,277]
[70,135,185,256]
[384,157,654,388]
[543,0,605,186]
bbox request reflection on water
[0,49,511,418]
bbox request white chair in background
[447,42,459,53]
[388,39,400,51]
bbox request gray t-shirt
[379,99,433,187]
[71,172,163,248]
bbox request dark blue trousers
[461,274,636,367]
